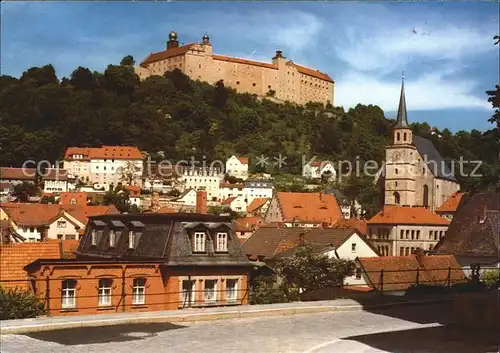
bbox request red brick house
[24,213,252,316]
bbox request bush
[0,286,46,320]
[482,269,500,289]
[249,276,288,305]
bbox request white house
[63,145,144,188]
[179,167,223,201]
[174,188,198,206]
[42,168,76,193]
[221,195,246,213]
[219,183,245,202]
[302,160,336,180]
[225,156,249,180]
[243,179,274,205]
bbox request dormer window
[109,230,116,247]
[216,232,228,252]
[194,232,206,252]
[128,231,135,249]
[91,229,97,246]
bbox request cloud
[336,71,491,113]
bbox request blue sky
[1,2,498,132]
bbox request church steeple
[394,72,409,129]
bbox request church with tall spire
[382,75,461,211]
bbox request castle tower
[384,74,417,206]
[167,31,179,50]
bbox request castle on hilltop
[135,32,335,106]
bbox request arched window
[395,168,399,175]
[396,132,400,141]
[423,185,429,208]
[403,132,407,141]
[394,192,401,205]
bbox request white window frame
[109,230,116,247]
[204,279,217,303]
[128,231,135,249]
[132,278,146,305]
[194,232,206,252]
[57,220,67,228]
[98,279,112,307]
[216,232,228,252]
[226,279,238,301]
[61,279,76,309]
[91,229,97,246]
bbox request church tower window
[394,192,401,205]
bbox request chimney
[196,191,207,214]
[321,221,329,229]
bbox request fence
[1,265,498,317]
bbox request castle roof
[140,44,195,67]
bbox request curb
[0,298,451,335]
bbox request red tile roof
[220,183,244,189]
[357,254,466,292]
[213,55,277,70]
[367,206,450,226]
[0,242,62,289]
[59,192,88,206]
[332,218,368,235]
[234,216,263,232]
[436,192,465,213]
[237,156,249,164]
[64,146,143,160]
[222,196,237,205]
[0,167,37,181]
[247,198,271,213]
[125,185,141,196]
[294,63,334,83]
[140,44,195,67]
[276,192,342,224]
[1,203,118,227]
[243,227,357,259]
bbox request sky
[1,2,499,132]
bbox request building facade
[179,167,223,201]
[135,32,334,106]
[381,78,460,211]
[366,205,450,256]
[302,160,337,181]
[63,146,144,189]
[225,156,249,180]
[24,213,251,316]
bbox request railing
[0,265,498,316]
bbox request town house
[225,156,249,180]
[24,213,252,316]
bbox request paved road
[1,304,498,353]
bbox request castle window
[395,168,399,175]
[397,132,401,141]
[252,83,256,87]
[393,192,401,205]
[403,132,407,141]
[199,64,201,68]
[268,85,271,89]
[236,81,240,85]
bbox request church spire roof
[394,72,409,129]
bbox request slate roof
[74,213,250,267]
[413,136,457,181]
[435,191,499,258]
[242,227,358,259]
[394,79,409,129]
[357,254,466,292]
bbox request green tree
[275,246,355,293]
[120,55,135,67]
[12,182,38,202]
[0,286,46,320]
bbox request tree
[117,161,142,186]
[120,55,135,67]
[275,246,355,293]
[40,195,56,204]
[486,85,499,129]
[12,182,38,202]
